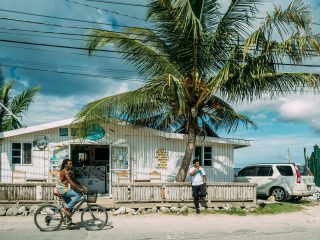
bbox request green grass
[203,202,305,216]
[250,202,304,215]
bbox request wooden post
[36,185,42,201]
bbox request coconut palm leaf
[0,75,40,131]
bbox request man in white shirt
[189,158,206,214]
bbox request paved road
[1,204,320,240]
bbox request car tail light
[295,166,301,183]
[308,170,314,176]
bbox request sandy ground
[0,203,320,240]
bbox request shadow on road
[56,221,114,231]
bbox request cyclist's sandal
[62,207,72,217]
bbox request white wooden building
[0,119,252,194]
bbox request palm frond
[87,29,182,79]
[10,86,40,116]
[201,94,257,133]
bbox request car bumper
[291,190,314,197]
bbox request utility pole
[287,147,291,163]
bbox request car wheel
[290,196,303,202]
[271,187,287,202]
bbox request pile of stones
[111,204,256,216]
[0,205,40,216]
[0,204,256,217]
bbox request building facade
[0,119,252,194]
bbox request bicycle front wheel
[34,205,63,231]
[81,205,108,231]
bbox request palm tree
[0,69,40,131]
[78,0,320,182]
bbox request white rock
[22,211,29,216]
[114,206,126,215]
[29,205,40,216]
[18,206,26,215]
[126,207,135,214]
[6,207,19,216]
[180,206,188,214]
[0,207,6,216]
[146,209,153,214]
[267,195,276,202]
[159,207,170,213]
[137,207,146,213]
[151,206,157,213]
[223,204,231,211]
[170,207,179,213]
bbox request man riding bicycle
[55,158,87,217]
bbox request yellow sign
[156,148,168,169]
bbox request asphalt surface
[1,204,320,240]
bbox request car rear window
[257,166,273,176]
[276,165,293,176]
[238,166,258,177]
[297,165,313,176]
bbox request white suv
[235,163,315,201]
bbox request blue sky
[0,0,319,168]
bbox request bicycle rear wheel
[81,205,108,231]
[34,205,63,231]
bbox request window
[194,146,212,167]
[59,128,68,137]
[277,165,293,176]
[257,166,273,176]
[297,165,313,176]
[71,128,78,136]
[238,166,258,177]
[11,143,32,164]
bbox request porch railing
[0,182,257,205]
[112,182,257,204]
[0,183,56,201]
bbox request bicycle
[34,191,108,231]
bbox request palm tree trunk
[175,124,196,182]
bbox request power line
[1,38,320,69]
[64,0,146,21]
[0,42,125,60]
[0,63,145,82]
[82,0,148,8]
[0,17,319,58]
[0,38,162,56]
[0,30,86,42]
[0,25,156,43]
[1,6,320,28]
[2,63,319,93]
[0,57,138,74]
[0,16,153,38]
[0,8,145,29]
[0,12,319,47]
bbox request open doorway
[70,144,110,194]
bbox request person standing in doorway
[189,158,206,214]
[55,159,87,217]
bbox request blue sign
[86,124,105,141]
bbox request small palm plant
[0,69,40,131]
[77,0,320,181]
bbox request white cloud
[234,133,317,168]
[237,92,320,132]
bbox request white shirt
[189,167,206,186]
